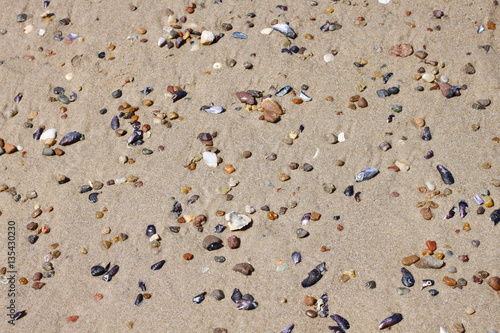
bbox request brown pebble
[194,215,207,227]
[391,192,400,197]
[202,235,222,249]
[27,222,38,230]
[32,282,46,290]
[183,253,194,260]
[305,310,318,318]
[414,118,425,127]
[267,211,278,220]
[443,276,457,287]
[4,143,17,154]
[420,207,432,220]
[214,329,228,333]
[0,267,7,275]
[310,212,321,221]
[304,295,316,306]
[487,276,500,291]
[388,166,400,172]
[426,240,437,251]
[19,277,28,285]
[177,216,186,223]
[357,97,367,108]
[143,293,151,299]
[242,150,252,158]
[458,255,469,262]
[402,255,420,266]
[41,224,50,233]
[227,235,240,249]
[31,208,42,218]
[67,316,79,323]
[33,272,43,281]
[94,293,103,301]
[233,263,254,275]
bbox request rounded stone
[112,89,122,98]
[202,235,222,250]
[305,310,318,318]
[227,235,240,249]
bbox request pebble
[227,235,240,249]
[402,255,420,266]
[233,263,254,275]
[414,256,444,268]
[296,228,309,238]
[488,276,500,291]
[447,266,457,273]
[305,310,318,318]
[377,89,390,98]
[397,287,410,295]
[202,235,223,250]
[211,289,225,300]
[112,89,122,98]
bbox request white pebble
[65,73,74,81]
[422,73,435,83]
[425,182,435,191]
[38,29,46,36]
[149,234,160,242]
[191,44,200,51]
[245,205,256,214]
[440,328,449,333]
[203,152,218,167]
[338,132,346,142]
[465,307,475,315]
[323,53,335,63]
[213,62,222,69]
[40,128,57,141]
[395,160,409,172]
[440,75,449,83]
[260,27,273,35]
[229,177,239,187]
[200,30,215,45]
[201,267,210,273]
[115,177,127,185]
[378,0,391,3]
[23,24,33,34]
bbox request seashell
[320,22,332,32]
[203,152,217,167]
[422,126,432,140]
[443,206,456,219]
[158,37,167,47]
[192,292,206,304]
[150,260,165,271]
[421,279,434,290]
[13,310,26,321]
[171,201,182,216]
[172,90,187,102]
[200,105,224,113]
[14,93,23,103]
[90,265,107,276]
[231,32,247,39]
[236,299,258,310]
[225,211,252,230]
[331,314,350,330]
[436,165,454,185]
[301,267,323,288]
[40,128,57,141]
[67,33,78,40]
[300,213,311,226]
[474,194,484,205]
[275,85,292,97]
[328,327,345,333]
[355,168,379,182]
[59,131,82,146]
[273,23,297,39]
[324,53,335,63]
[111,116,119,130]
[292,251,301,264]
[102,265,119,281]
[138,281,146,292]
[281,324,295,333]
[378,313,403,330]
[401,267,415,287]
[300,91,311,101]
[146,225,156,237]
[489,209,500,226]
[459,200,468,218]
[231,288,242,303]
[134,294,143,306]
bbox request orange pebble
[67,316,79,323]
[224,164,235,174]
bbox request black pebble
[99,108,107,114]
[53,87,65,94]
[388,86,400,95]
[169,226,180,233]
[303,163,313,171]
[59,18,70,25]
[112,89,122,99]
[98,52,105,58]
[146,225,156,237]
[416,85,424,91]
[428,289,439,296]
[80,185,92,193]
[290,46,299,53]
[333,216,340,220]
[207,243,223,251]
[28,235,38,244]
[59,131,82,146]
[151,260,165,271]
[89,192,99,203]
[490,209,500,226]
[344,185,354,196]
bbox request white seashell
[149,234,160,242]
[213,62,222,69]
[65,73,74,80]
[203,152,217,167]
[395,160,410,172]
[378,0,391,3]
[300,91,312,101]
[115,177,127,185]
[440,75,449,83]
[260,27,273,35]
[439,327,448,333]
[225,211,252,230]
[338,132,346,142]
[324,53,335,63]
[200,30,215,45]
[40,128,57,141]
[38,29,46,36]
[245,205,256,214]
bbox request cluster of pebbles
[0,0,499,332]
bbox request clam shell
[273,23,297,39]
[225,211,252,230]
[40,128,57,141]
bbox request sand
[0,0,499,332]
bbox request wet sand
[0,0,499,332]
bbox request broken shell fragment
[225,211,252,230]
[355,168,379,182]
[273,23,297,39]
[59,131,83,146]
[202,152,217,167]
[200,105,224,114]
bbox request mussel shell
[355,168,379,182]
[111,116,119,130]
[231,288,242,303]
[135,293,144,306]
[273,23,297,39]
[151,260,165,271]
[200,105,224,114]
[207,242,223,251]
[331,314,350,330]
[59,131,82,146]
[102,265,119,281]
[236,299,257,310]
[292,251,301,264]
[490,209,500,226]
[459,200,468,218]
[301,268,322,288]
[13,310,27,321]
[436,165,454,185]
[401,267,415,287]
[379,313,403,330]
[192,292,206,304]
[172,90,187,102]
[281,324,295,333]
[275,85,292,97]
[91,265,106,276]
[138,280,147,291]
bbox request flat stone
[296,228,309,238]
[262,98,283,115]
[235,91,255,105]
[263,110,280,123]
[233,263,254,275]
[488,276,500,291]
[414,256,444,269]
[402,255,420,266]
[210,289,225,300]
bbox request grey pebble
[303,163,313,172]
[42,148,55,156]
[377,89,390,98]
[210,289,225,300]
[447,266,457,273]
[397,287,410,295]
[57,94,70,104]
[28,235,39,244]
[214,256,226,263]
[112,89,122,99]
[142,148,153,155]
[365,281,376,289]
[17,14,27,22]
[428,289,439,296]
[296,228,309,238]
[471,240,480,247]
